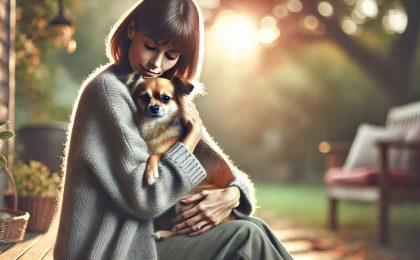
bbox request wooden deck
[0,218,58,260]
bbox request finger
[175,220,208,235]
[181,190,209,204]
[177,203,196,213]
[172,205,202,225]
[172,212,206,231]
[188,223,215,237]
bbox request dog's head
[125,71,194,119]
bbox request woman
[54,0,292,259]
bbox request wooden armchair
[320,101,420,245]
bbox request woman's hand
[181,102,203,152]
[171,187,240,236]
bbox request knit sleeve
[201,127,256,217]
[74,72,206,220]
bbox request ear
[127,20,136,40]
[124,71,144,95]
[172,77,194,96]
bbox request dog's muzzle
[147,104,165,118]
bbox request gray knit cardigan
[54,64,255,260]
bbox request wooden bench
[320,101,420,245]
[0,217,58,259]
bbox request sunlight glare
[197,0,220,9]
[382,7,407,34]
[212,11,257,51]
[258,16,280,44]
[257,27,280,44]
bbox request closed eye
[165,53,179,60]
[144,43,158,51]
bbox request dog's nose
[149,105,160,114]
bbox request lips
[140,65,160,78]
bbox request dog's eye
[137,94,150,102]
[161,95,171,104]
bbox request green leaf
[0,155,7,168]
[0,121,8,127]
[0,130,14,140]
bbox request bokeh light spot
[382,7,407,34]
[341,17,358,34]
[356,0,378,18]
[303,16,319,30]
[273,4,288,19]
[257,27,280,44]
[318,2,334,17]
[287,0,303,13]
[260,16,277,28]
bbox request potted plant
[0,120,30,243]
[10,160,61,232]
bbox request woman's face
[128,31,181,78]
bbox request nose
[149,104,160,114]
[149,52,164,70]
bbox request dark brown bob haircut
[106,0,204,81]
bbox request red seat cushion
[324,167,420,186]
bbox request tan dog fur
[124,72,235,239]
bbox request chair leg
[328,198,338,230]
[378,198,389,245]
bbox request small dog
[124,72,235,239]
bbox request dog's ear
[171,77,194,96]
[121,71,144,95]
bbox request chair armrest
[319,141,352,168]
[375,140,420,192]
[376,140,420,150]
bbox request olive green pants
[156,217,293,260]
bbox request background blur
[16,0,420,183]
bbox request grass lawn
[255,182,420,250]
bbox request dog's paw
[153,167,159,179]
[145,166,159,185]
[153,230,175,241]
[146,170,156,185]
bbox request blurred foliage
[212,0,420,105]
[200,40,387,182]
[15,0,81,126]
[14,0,420,182]
[13,160,61,197]
[198,0,419,181]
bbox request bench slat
[18,220,58,260]
[41,247,54,260]
[1,233,42,259]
